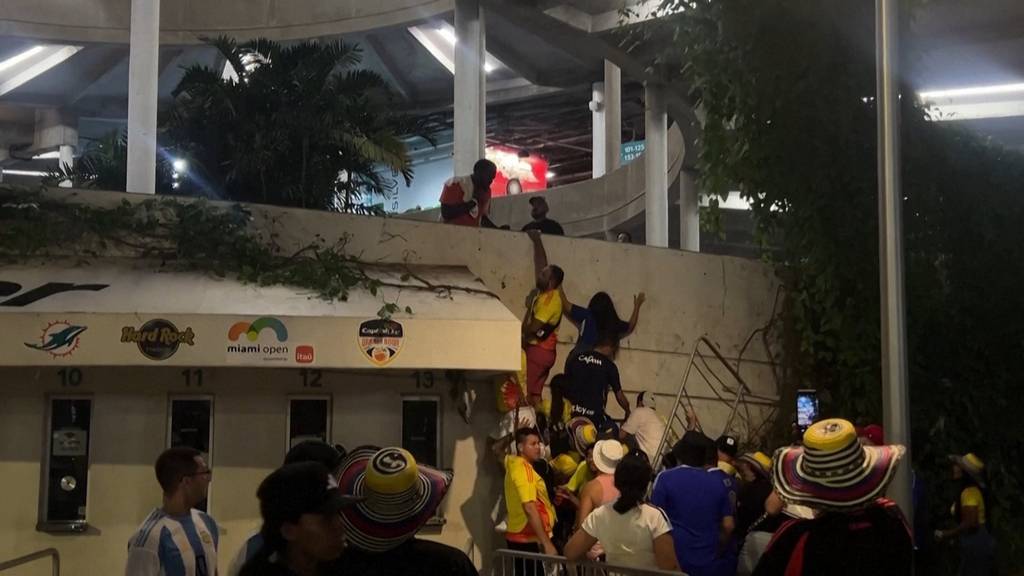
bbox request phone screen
[796,390,819,430]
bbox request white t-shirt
[581,502,672,570]
[621,407,666,463]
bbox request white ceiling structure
[3,0,1024,182]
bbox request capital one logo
[0,282,108,307]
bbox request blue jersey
[227,533,264,576]
[651,465,733,574]
[126,508,219,576]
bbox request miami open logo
[227,317,291,363]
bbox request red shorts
[524,346,557,397]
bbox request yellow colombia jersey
[956,486,986,525]
[528,290,562,350]
[504,455,556,542]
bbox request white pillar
[645,83,668,247]
[454,0,485,176]
[126,0,160,194]
[604,61,622,173]
[58,144,74,188]
[679,170,700,251]
[591,81,606,178]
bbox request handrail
[493,549,683,576]
[0,548,60,576]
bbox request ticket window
[39,396,92,532]
[167,396,213,512]
[401,396,441,468]
[288,396,332,450]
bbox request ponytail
[612,454,653,515]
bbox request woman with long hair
[564,454,677,571]
[936,453,996,576]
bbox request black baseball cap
[258,462,363,524]
[528,196,548,206]
[673,430,714,466]
[284,441,347,471]
[716,435,739,458]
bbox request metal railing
[0,548,60,576]
[493,549,685,576]
[651,336,765,472]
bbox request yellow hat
[949,453,986,488]
[551,453,580,477]
[740,451,773,477]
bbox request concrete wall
[0,367,500,576]
[0,189,781,573]
[0,0,452,44]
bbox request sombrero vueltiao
[949,453,986,488]
[337,446,452,552]
[773,418,905,511]
[568,416,598,455]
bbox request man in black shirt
[564,332,630,435]
[521,196,564,236]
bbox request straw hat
[739,451,773,479]
[949,453,986,488]
[773,418,905,511]
[336,446,452,552]
[592,440,625,475]
[568,417,598,455]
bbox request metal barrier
[0,548,60,576]
[493,549,684,576]
[651,336,768,472]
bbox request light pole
[876,0,913,524]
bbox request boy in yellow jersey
[503,428,557,576]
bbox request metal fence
[0,548,59,576]
[492,549,685,576]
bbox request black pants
[506,541,544,576]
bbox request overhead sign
[0,264,520,372]
[622,140,646,165]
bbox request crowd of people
[126,442,476,576]
[122,160,995,576]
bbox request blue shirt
[651,466,733,573]
[126,508,219,576]
[569,304,629,350]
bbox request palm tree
[162,36,424,212]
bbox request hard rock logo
[121,319,195,361]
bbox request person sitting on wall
[523,229,565,409]
[564,331,631,437]
[239,462,362,576]
[440,159,499,228]
[333,446,477,576]
[228,441,349,576]
[521,196,564,235]
[126,447,219,576]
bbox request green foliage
[0,189,375,304]
[163,36,426,212]
[47,37,428,214]
[42,131,174,192]
[636,0,1024,571]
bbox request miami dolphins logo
[25,321,87,358]
[228,317,288,342]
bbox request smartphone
[796,389,819,432]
